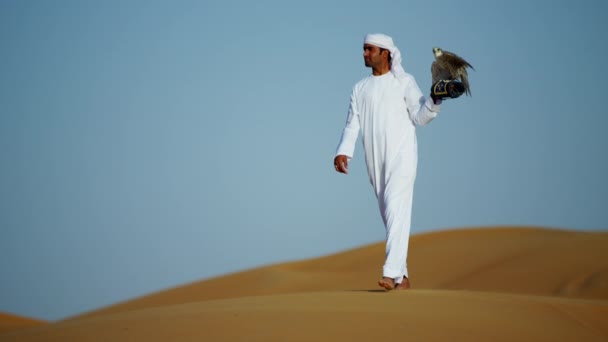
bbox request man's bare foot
[378,277,396,290]
[395,277,411,290]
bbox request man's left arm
[405,75,441,126]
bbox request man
[334,33,441,290]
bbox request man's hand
[431,79,465,101]
[334,155,349,174]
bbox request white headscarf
[364,33,406,79]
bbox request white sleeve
[405,76,440,126]
[335,91,360,159]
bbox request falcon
[431,47,474,96]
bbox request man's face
[363,44,384,68]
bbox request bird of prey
[431,47,474,96]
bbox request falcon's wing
[443,51,474,71]
[443,50,474,96]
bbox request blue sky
[1,0,607,321]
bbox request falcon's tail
[460,72,471,96]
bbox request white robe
[336,71,440,281]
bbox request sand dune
[2,227,608,341]
[0,313,46,335]
[4,291,608,342]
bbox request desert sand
[0,314,46,335]
[2,226,607,341]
